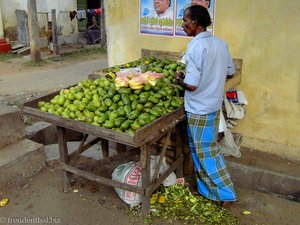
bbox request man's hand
[176,71,185,80]
[175,71,197,92]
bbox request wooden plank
[141,49,243,90]
[70,136,102,165]
[141,144,151,215]
[116,143,127,153]
[142,49,182,61]
[175,124,184,178]
[75,148,140,169]
[146,156,184,196]
[70,133,88,165]
[61,163,144,194]
[134,107,185,144]
[22,106,137,147]
[80,137,101,153]
[57,126,71,192]
[225,72,241,91]
[152,131,171,180]
[142,49,243,73]
[233,58,243,74]
[101,139,109,158]
[23,102,185,147]
[184,154,194,175]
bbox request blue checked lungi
[186,110,237,202]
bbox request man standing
[176,5,236,205]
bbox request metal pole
[27,0,41,62]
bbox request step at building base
[0,139,45,190]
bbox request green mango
[120,120,131,130]
[124,105,132,115]
[138,113,150,120]
[126,128,135,137]
[103,120,114,129]
[118,87,131,95]
[148,96,159,104]
[114,117,126,127]
[113,94,121,102]
[149,108,161,117]
[130,121,141,131]
[121,93,131,105]
[144,102,154,108]
[169,63,178,71]
[143,83,152,91]
[128,110,140,120]
[109,110,119,121]
[117,107,126,116]
[97,113,108,124]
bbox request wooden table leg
[57,126,71,192]
[175,123,184,178]
[140,144,151,215]
[116,143,126,153]
[101,139,109,158]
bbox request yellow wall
[105,0,300,161]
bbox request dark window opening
[87,0,101,9]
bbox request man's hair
[185,5,211,28]
[168,0,171,7]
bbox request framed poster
[139,0,216,37]
[175,0,216,36]
[140,0,175,36]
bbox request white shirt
[183,31,235,115]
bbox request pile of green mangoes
[37,57,185,136]
[103,56,186,84]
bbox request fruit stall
[22,53,189,215]
[22,49,242,215]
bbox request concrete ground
[0,52,299,225]
[0,157,299,225]
[0,54,108,105]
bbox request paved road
[0,58,108,99]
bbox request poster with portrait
[140,0,175,36]
[175,0,216,36]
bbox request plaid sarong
[186,111,237,202]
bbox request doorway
[77,0,101,32]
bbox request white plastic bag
[218,111,227,133]
[111,156,177,207]
[112,161,142,207]
[150,155,177,187]
[218,130,242,158]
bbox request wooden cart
[22,89,185,215]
